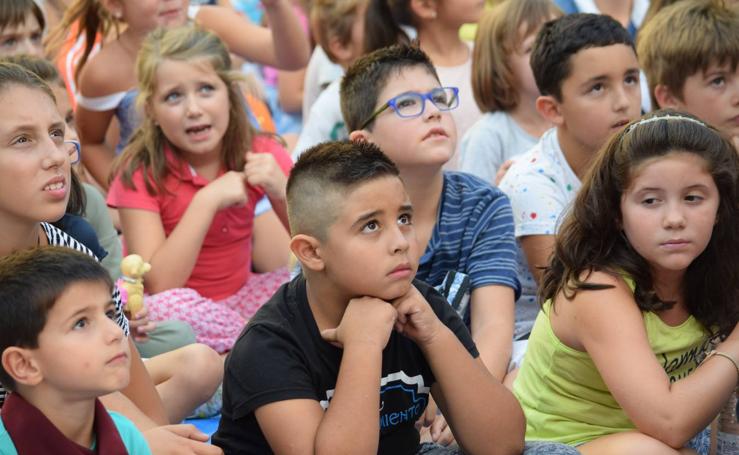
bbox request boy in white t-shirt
[499,13,642,346]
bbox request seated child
[498,13,642,345]
[212,141,525,455]
[460,0,561,186]
[342,44,521,384]
[513,110,739,453]
[0,247,151,454]
[638,0,739,145]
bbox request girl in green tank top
[513,110,739,454]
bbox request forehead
[334,176,409,220]
[376,65,441,105]
[626,151,713,189]
[44,280,112,324]
[154,59,222,89]
[0,84,59,131]
[564,44,637,83]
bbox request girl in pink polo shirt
[108,26,293,354]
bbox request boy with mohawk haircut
[638,0,739,144]
[214,140,524,455]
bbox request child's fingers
[164,424,209,441]
[320,328,340,346]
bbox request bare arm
[277,68,306,114]
[470,285,515,381]
[520,234,556,284]
[195,1,310,70]
[75,106,116,189]
[564,271,739,448]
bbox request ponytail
[44,0,119,82]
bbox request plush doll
[118,254,151,317]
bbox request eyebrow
[64,299,115,322]
[635,183,711,193]
[352,210,382,229]
[580,68,640,87]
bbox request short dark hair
[0,247,112,391]
[340,43,439,132]
[531,13,634,101]
[287,141,400,239]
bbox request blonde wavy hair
[112,25,255,195]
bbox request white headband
[626,114,707,134]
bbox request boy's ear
[653,84,684,110]
[410,0,438,20]
[327,36,353,67]
[349,130,370,143]
[536,95,564,127]
[290,234,325,272]
[1,348,43,387]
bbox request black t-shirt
[212,276,478,455]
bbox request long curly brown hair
[540,110,739,338]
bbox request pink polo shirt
[108,135,292,301]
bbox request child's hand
[320,297,397,350]
[244,152,287,201]
[201,171,249,211]
[416,398,455,446]
[129,307,156,343]
[392,286,443,347]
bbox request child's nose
[663,203,687,229]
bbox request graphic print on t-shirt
[319,370,430,432]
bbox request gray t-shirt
[459,111,538,185]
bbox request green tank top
[512,277,712,445]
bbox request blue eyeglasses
[359,87,460,130]
[64,140,81,165]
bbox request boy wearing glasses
[341,44,520,392]
[213,141,525,455]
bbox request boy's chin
[371,280,414,302]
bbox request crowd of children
[0,0,737,454]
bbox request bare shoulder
[78,43,136,97]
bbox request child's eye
[624,75,639,85]
[1,37,17,48]
[709,76,725,88]
[198,84,215,94]
[685,194,704,203]
[50,128,65,141]
[164,91,181,103]
[12,135,31,146]
[430,90,448,105]
[362,220,380,233]
[398,213,413,226]
[31,33,42,43]
[106,309,117,320]
[641,197,659,206]
[589,83,604,94]
[395,96,418,109]
[73,318,88,330]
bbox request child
[292,0,369,156]
[637,0,739,144]
[212,140,525,454]
[459,0,561,186]
[45,0,308,188]
[3,53,199,358]
[0,61,223,452]
[342,44,520,390]
[107,26,293,354]
[0,0,44,58]
[0,247,151,454]
[498,13,641,344]
[368,0,485,166]
[513,110,739,453]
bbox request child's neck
[20,386,96,448]
[594,0,633,28]
[417,21,469,67]
[555,127,597,179]
[0,219,43,258]
[508,96,552,139]
[305,276,353,330]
